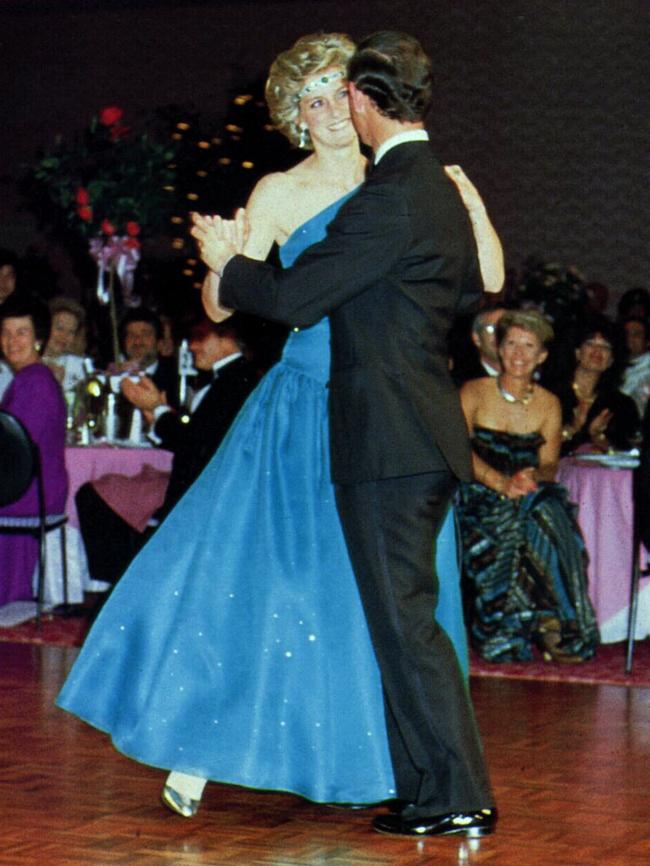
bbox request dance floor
[2,641,649,866]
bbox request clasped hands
[190,208,250,276]
[501,467,537,500]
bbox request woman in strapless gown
[57,33,503,815]
[457,309,599,664]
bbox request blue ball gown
[57,192,468,805]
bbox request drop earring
[298,125,308,149]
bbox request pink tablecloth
[557,457,650,643]
[64,445,173,527]
[41,445,173,607]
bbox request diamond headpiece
[297,69,345,100]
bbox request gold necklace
[497,376,534,406]
[572,381,596,404]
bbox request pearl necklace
[497,376,534,406]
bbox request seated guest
[450,306,506,386]
[42,296,89,393]
[0,249,18,308]
[620,317,650,418]
[115,307,176,388]
[0,294,67,605]
[75,316,258,586]
[549,315,640,454]
[110,307,181,440]
[457,309,599,664]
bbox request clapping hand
[191,208,250,275]
[121,375,166,424]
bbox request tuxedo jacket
[154,355,258,517]
[222,141,482,485]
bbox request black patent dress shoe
[372,807,496,837]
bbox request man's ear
[348,82,366,113]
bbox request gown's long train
[57,194,468,804]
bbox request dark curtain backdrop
[1,0,647,296]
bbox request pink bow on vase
[89,236,141,307]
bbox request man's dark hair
[189,315,247,351]
[348,31,432,122]
[118,307,163,347]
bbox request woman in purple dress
[0,294,67,606]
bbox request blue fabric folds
[57,193,467,804]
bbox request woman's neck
[310,141,366,190]
[573,367,600,399]
[499,371,533,399]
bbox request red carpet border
[469,642,650,687]
[0,614,648,687]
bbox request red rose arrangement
[30,105,176,243]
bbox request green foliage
[27,107,178,239]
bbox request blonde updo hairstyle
[496,308,554,349]
[265,32,356,150]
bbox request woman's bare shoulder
[248,171,296,208]
[461,376,494,399]
[536,384,561,411]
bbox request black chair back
[0,410,36,507]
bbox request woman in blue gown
[58,32,501,817]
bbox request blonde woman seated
[457,309,599,664]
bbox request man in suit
[75,316,257,585]
[192,31,495,837]
[112,308,181,440]
[450,306,506,386]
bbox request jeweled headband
[296,69,345,100]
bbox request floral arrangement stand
[30,106,177,363]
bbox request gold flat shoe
[161,783,200,818]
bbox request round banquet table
[41,444,173,606]
[557,456,650,643]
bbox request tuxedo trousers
[335,471,493,814]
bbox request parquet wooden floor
[1,641,649,866]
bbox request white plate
[573,452,640,469]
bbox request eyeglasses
[583,339,612,352]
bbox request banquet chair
[0,409,68,627]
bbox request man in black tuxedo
[76,317,257,584]
[112,308,181,440]
[193,31,495,837]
